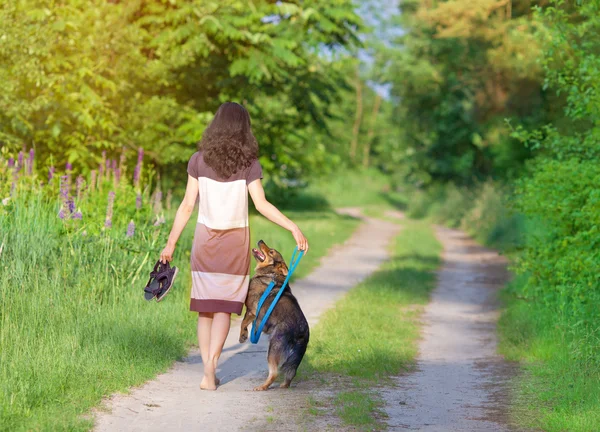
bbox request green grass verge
[300,220,441,429]
[304,168,406,213]
[0,198,358,432]
[498,276,600,432]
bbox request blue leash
[250,247,304,344]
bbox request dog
[239,240,310,391]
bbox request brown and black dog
[239,240,309,391]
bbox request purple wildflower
[135,193,142,210]
[153,190,163,214]
[66,162,73,171]
[153,215,166,226]
[8,158,15,168]
[17,152,24,170]
[166,189,173,211]
[58,175,71,219]
[119,150,126,171]
[133,148,143,187]
[133,164,141,186]
[48,166,55,182]
[59,175,70,202]
[126,220,135,238]
[76,175,84,200]
[72,211,83,220]
[27,149,34,175]
[112,159,117,170]
[114,168,121,184]
[104,191,115,228]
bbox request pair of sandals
[144,260,179,302]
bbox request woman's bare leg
[201,312,231,390]
[198,312,215,390]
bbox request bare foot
[200,375,217,391]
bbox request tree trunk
[363,94,382,168]
[350,66,363,162]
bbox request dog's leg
[239,310,255,343]
[253,343,280,391]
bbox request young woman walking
[159,102,308,390]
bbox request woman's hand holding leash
[292,226,309,253]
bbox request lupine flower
[48,166,55,182]
[153,190,163,214]
[133,148,143,187]
[153,214,166,226]
[27,149,34,175]
[66,162,72,171]
[119,150,126,171]
[90,170,97,191]
[76,176,84,200]
[126,220,135,238]
[58,175,71,219]
[136,193,142,210]
[8,158,14,168]
[17,152,24,171]
[59,175,70,202]
[104,191,115,228]
[133,164,141,186]
[166,189,173,211]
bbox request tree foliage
[379,0,556,185]
[0,0,362,188]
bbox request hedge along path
[93,208,401,432]
[382,227,515,431]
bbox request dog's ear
[277,263,288,276]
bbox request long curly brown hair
[198,102,259,179]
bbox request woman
[159,102,309,390]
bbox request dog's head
[252,240,288,277]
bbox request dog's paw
[253,385,269,391]
[239,333,248,343]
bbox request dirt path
[93,208,401,432]
[382,227,514,431]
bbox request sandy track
[93,208,401,432]
[382,227,515,431]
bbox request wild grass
[301,220,441,429]
[304,167,406,212]
[498,278,600,432]
[0,193,358,432]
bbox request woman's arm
[248,179,309,252]
[160,175,199,263]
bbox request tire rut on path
[382,227,516,431]
[93,208,401,432]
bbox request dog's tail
[280,331,309,386]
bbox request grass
[300,219,442,429]
[305,167,406,213]
[0,195,359,432]
[498,276,600,432]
